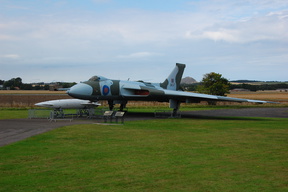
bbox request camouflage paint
[160,63,185,90]
[111,80,120,95]
[84,80,101,96]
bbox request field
[228,91,288,102]
[0,117,287,191]
[0,90,287,108]
[0,90,69,107]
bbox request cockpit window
[89,76,108,81]
[89,76,100,81]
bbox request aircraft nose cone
[35,102,45,107]
[68,83,93,99]
[35,101,53,107]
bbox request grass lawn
[0,117,287,191]
[0,108,29,119]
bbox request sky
[0,0,288,83]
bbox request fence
[28,109,52,119]
[28,108,109,120]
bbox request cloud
[118,52,161,58]
[0,34,15,40]
[185,10,288,43]
[2,2,286,46]
[0,54,19,59]
[192,29,241,42]
[0,0,287,82]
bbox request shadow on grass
[181,114,271,121]
[126,111,272,121]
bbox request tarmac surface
[0,107,287,147]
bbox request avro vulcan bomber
[67,63,275,116]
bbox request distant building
[31,82,46,88]
[49,83,63,91]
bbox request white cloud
[0,0,287,82]
[187,29,241,42]
[118,52,161,58]
[185,10,288,43]
[0,34,15,40]
[0,54,19,59]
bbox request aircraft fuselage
[68,77,169,102]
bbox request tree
[14,77,23,88]
[3,77,23,89]
[197,72,231,96]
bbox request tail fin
[160,63,186,90]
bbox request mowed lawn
[0,118,287,192]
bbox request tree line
[230,83,288,91]
[182,82,288,92]
[182,73,288,93]
[1,75,287,92]
[0,77,76,90]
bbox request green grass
[121,104,286,113]
[0,106,230,120]
[1,117,287,191]
[0,108,29,119]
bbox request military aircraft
[35,99,100,117]
[67,63,275,116]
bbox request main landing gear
[108,100,127,111]
[170,99,181,117]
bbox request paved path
[1,108,287,147]
[0,119,92,147]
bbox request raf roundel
[102,85,110,96]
